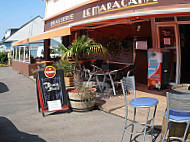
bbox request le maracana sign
[82,0,158,18]
[45,0,190,31]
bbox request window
[20,47,24,61]
[155,17,174,22]
[25,46,29,62]
[16,47,19,60]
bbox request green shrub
[0,52,8,64]
[55,60,74,77]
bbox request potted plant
[61,35,106,111]
[55,60,74,87]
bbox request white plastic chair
[121,70,159,142]
[162,92,190,142]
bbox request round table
[171,84,190,94]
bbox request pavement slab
[98,90,166,126]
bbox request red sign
[44,66,56,78]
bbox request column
[44,39,50,61]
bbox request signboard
[44,66,56,78]
[136,41,147,50]
[45,0,190,31]
[36,66,71,116]
[147,50,162,89]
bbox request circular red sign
[44,66,56,78]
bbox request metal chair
[162,92,190,142]
[83,63,102,87]
[121,70,159,142]
[107,69,119,96]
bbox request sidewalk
[97,90,166,126]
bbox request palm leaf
[61,35,107,61]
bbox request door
[157,24,180,84]
[179,24,190,83]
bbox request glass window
[13,47,17,60]
[159,26,176,49]
[155,17,174,22]
[16,47,19,60]
[20,47,24,61]
[25,46,29,62]
[177,16,190,21]
[30,47,38,59]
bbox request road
[0,67,160,142]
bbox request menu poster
[41,77,63,109]
[36,69,71,116]
[164,38,171,45]
[136,41,147,50]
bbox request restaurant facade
[12,0,190,85]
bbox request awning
[12,27,71,46]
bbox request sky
[0,0,46,40]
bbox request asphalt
[0,67,162,142]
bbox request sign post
[36,66,71,117]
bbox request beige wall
[45,0,90,19]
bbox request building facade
[13,0,190,84]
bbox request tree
[61,35,107,90]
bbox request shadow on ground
[131,125,161,142]
[0,116,46,142]
[0,82,9,93]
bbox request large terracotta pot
[68,88,96,112]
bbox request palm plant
[61,35,106,61]
[61,35,107,91]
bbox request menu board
[36,66,71,116]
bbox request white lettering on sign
[83,0,158,18]
[46,71,55,74]
[50,14,74,27]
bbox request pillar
[44,39,50,61]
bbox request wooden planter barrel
[64,77,74,87]
[68,88,96,112]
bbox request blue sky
[0,0,46,40]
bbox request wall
[5,17,44,42]
[45,0,90,19]
[12,60,37,77]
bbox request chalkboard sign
[36,66,71,116]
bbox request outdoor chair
[120,70,159,142]
[162,92,190,142]
[83,63,102,87]
[105,69,119,95]
[94,60,103,68]
[105,68,125,95]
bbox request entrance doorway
[179,24,190,83]
[157,24,180,84]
